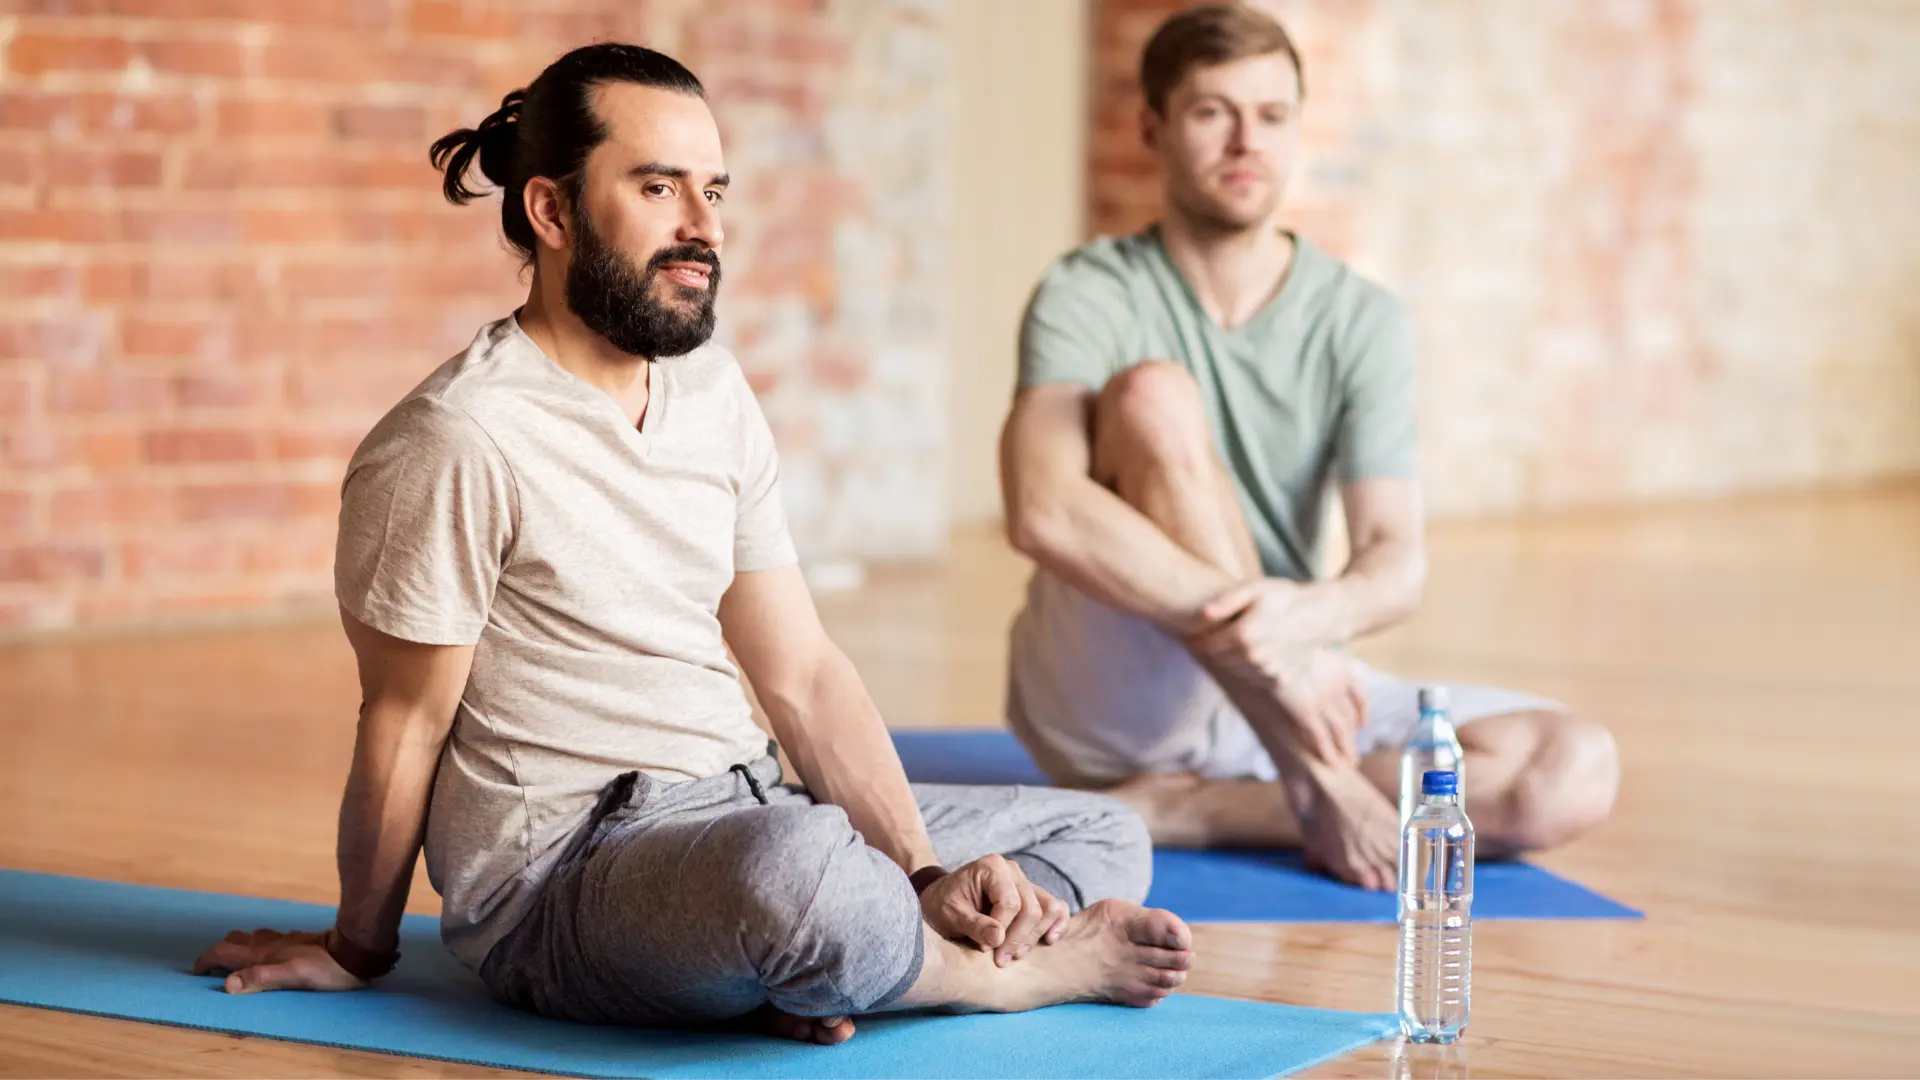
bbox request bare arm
[192,609,470,992]
[331,611,473,953]
[1317,477,1426,641]
[999,382,1239,633]
[718,565,936,875]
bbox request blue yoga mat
[893,729,1642,922]
[0,870,1398,1079]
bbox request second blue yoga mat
[0,870,1398,1079]
[892,728,1642,922]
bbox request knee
[1503,716,1620,850]
[1095,360,1212,470]
[730,808,922,1014]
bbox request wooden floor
[2,485,1918,1078]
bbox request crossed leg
[1080,361,1619,869]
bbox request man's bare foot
[1295,766,1400,891]
[759,1006,855,1045]
[975,899,1193,1012]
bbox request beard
[565,209,721,360]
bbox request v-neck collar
[1146,224,1313,339]
[505,314,664,455]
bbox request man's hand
[1188,580,1367,763]
[919,854,1071,967]
[190,929,366,994]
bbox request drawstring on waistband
[730,762,770,806]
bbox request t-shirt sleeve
[732,373,800,573]
[1016,261,1130,392]
[1335,295,1420,482]
[334,397,516,646]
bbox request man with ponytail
[191,43,1190,1044]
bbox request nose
[680,190,723,251]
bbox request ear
[1138,104,1161,153]
[523,176,570,253]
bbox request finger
[192,940,261,977]
[225,961,305,994]
[1041,894,1071,944]
[1200,581,1262,624]
[985,863,1022,930]
[1000,881,1047,962]
[951,909,1006,950]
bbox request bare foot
[759,1006,855,1045]
[1296,766,1400,891]
[978,899,1193,1012]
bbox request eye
[704,189,725,204]
[644,182,673,197]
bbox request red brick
[5,32,135,77]
[45,367,169,414]
[177,481,336,522]
[238,526,333,574]
[140,37,251,79]
[76,429,141,471]
[141,427,259,464]
[43,148,165,188]
[50,483,173,528]
[1,429,66,469]
[271,426,365,462]
[171,368,280,409]
[120,533,238,580]
[0,317,110,365]
[0,489,35,532]
[240,207,350,244]
[0,543,107,585]
[214,98,331,137]
[0,147,32,187]
[120,207,238,244]
[0,375,35,415]
[121,315,235,361]
[0,263,80,300]
[279,260,401,301]
[0,208,120,243]
[408,0,518,40]
[332,103,425,140]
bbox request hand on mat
[919,854,1072,967]
[190,928,365,994]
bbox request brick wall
[1089,0,1920,517]
[0,0,948,636]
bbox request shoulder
[1030,232,1157,312]
[348,322,526,473]
[1297,238,1410,341]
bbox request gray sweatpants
[478,752,1152,1027]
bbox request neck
[517,271,651,426]
[1157,204,1296,331]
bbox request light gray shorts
[1007,574,1564,785]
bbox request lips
[662,264,712,290]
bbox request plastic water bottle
[1396,769,1473,1044]
[1399,686,1463,826]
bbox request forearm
[762,645,938,874]
[1299,533,1426,645]
[332,707,446,952]
[1013,479,1242,633]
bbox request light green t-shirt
[1018,227,1417,581]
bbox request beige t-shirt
[335,315,796,972]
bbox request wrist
[324,925,401,982]
[908,865,949,896]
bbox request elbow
[1003,497,1068,562]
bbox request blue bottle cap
[1421,770,1457,796]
